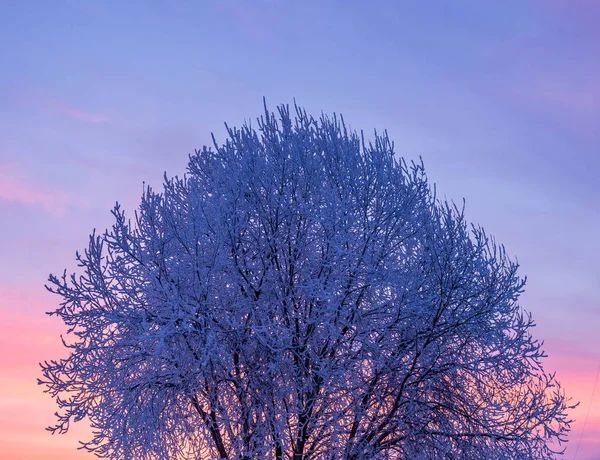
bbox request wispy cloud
[0,164,85,217]
[538,0,600,14]
[49,100,109,123]
[218,1,277,49]
[522,79,599,112]
[508,78,600,139]
[489,70,600,138]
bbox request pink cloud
[217,1,277,49]
[494,77,600,138]
[524,80,599,112]
[49,100,109,123]
[0,164,86,216]
[538,0,600,14]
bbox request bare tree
[40,103,574,459]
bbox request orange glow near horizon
[1,294,598,459]
[0,310,91,459]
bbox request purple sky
[1,1,599,458]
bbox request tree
[40,103,574,459]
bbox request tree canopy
[40,103,573,459]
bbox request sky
[0,0,599,458]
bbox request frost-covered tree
[40,103,574,459]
